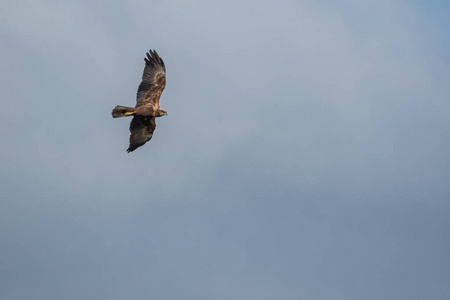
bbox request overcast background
[1,0,450,299]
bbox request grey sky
[1,0,449,299]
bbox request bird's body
[112,50,167,152]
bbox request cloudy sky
[1,0,449,299]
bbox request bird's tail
[112,105,135,118]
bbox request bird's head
[156,107,168,117]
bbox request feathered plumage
[127,116,156,153]
[111,49,167,152]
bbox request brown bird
[112,50,167,152]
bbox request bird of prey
[112,49,167,152]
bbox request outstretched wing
[127,116,156,152]
[136,50,166,107]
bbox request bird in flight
[112,49,167,152]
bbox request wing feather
[136,50,166,107]
[127,116,156,152]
